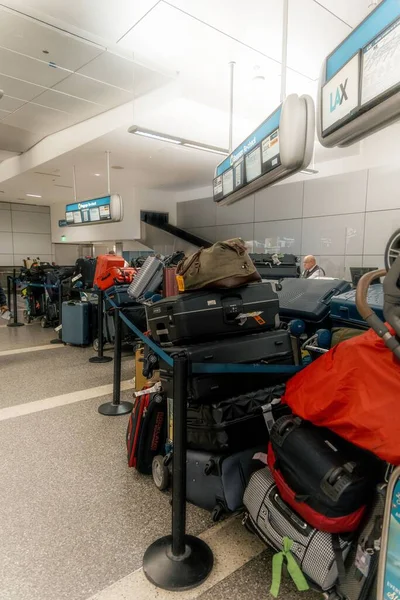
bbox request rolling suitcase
[186,446,264,521]
[146,282,280,346]
[243,467,352,591]
[73,257,97,288]
[250,253,299,280]
[61,301,90,345]
[128,256,164,299]
[277,278,351,328]
[187,385,288,453]
[163,267,178,297]
[126,385,167,474]
[105,285,139,309]
[95,266,135,291]
[159,329,294,403]
[268,416,382,533]
[93,255,125,289]
[330,285,384,330]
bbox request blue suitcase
[330,284,384,330]
[62,301,90,345]
[105,285,139,309]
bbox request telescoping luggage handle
[355,256,400,360]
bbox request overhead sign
[64,194,123,226]
[214,94,315,206]
[317,0,400,147]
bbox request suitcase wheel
[152,455,170,491]
[211,502,225,522]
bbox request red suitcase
[96,266,136,290]
[94,254,125,289]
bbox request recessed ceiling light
[111,165,124,170]
[26,193,42,198]
[94,173,101,177]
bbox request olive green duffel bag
[176,238,261,292]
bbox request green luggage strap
[270,537,309,598]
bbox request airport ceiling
[0,0,373,198]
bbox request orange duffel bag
[283,326,400,465]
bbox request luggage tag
[176,275,185,292]
[355,545,373,578]
[235,311,265,326]
[71,273,82,283]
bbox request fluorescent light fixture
[182,143,228,156]
[128,126,229,156]
[26,193,42,198]
[300,168,319,175]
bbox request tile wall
[0,202,53,267]
[177,164,400,280]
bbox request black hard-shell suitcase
[330,285,384,330]
[277,278,351,326]
[73,257,97,288]
[186,446,263,521]
[160,329,294,403]
[187,385,288,453]
[146,283,279,346]
[250,253,299,280]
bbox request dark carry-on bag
[105,285,140,309]
[73,257,97,288]
[249,253,299,280]
[146,282,280,346]
[330,285,384,330]
[187,385,288,453]
[277,278,351,326]
[159,329,294,403]
[186,446,263,521]
[243,467,352,591]
[126,386,166,474]
[268,416,382,533]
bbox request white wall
[177,161,400,280]
[50,188,177,244]
[0,202,53,266]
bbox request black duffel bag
[267,415,383,533]
[187,385,288,453]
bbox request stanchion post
[90,289,112,363]
[7,275,12,309]
[7,269,24,328]
[143,354,213,591]
[98,308,133,415]
[50,281,64,344]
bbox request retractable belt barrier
[103,293,304,591]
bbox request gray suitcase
[243,467,352,591]
[186,446,263,522]
[62,301,90,345]
[127,256,163,299]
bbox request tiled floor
[0,324,323,600]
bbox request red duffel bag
[283,327,400,464]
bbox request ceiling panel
[31,89,105,119]
[0,108,11,120]
[0,95,26,112]
[0,8,105,71]
[287,0,351,79]
[167,0,283,63]
[316,0,369,28]
[53,73,134,106]
[2,103,74,135]
[0,47,71,88]
[1,0,160,43]
[77,52,171,96]
[0,122,42,152]
[0,73,45,102]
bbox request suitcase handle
[221,296,244,323]
[321,289,340,305]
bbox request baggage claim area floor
[0,318,317,600]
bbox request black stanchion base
[7,322,24,328]
[98,401,133,416]
[89,355,113,363]
[143,535,213,591]
[50,338,64,344]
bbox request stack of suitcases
[127,273,297,521]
